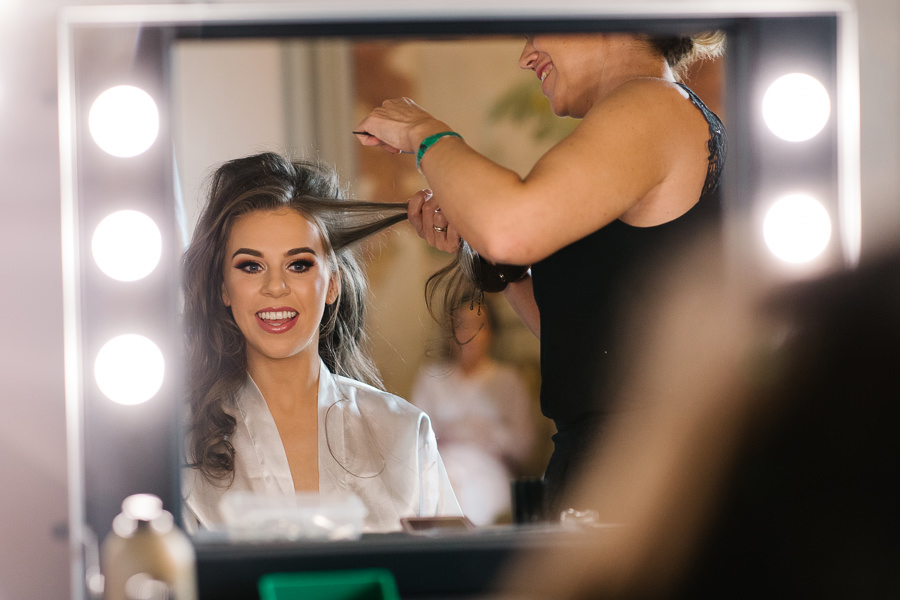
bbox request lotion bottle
[101,494,197,600]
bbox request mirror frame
[59,2,858,598]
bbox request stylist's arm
[354,96,550,266]
[353,85,670,268]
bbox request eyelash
[288,258,315,273]
[235,260,263,273]
[234,258,315,274]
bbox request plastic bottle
[101,494,197,600]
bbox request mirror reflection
[172,33,724,536]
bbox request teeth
[541,65,552,82]
[258,311,297,321]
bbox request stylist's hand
[408,188,460,253]
[354,97,450,155]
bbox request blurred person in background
[412,299,536,525]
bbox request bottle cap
[122,494,163,522]
[113,494,174,537]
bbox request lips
[537,63,553,84]
[256,308,298,334]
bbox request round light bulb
[763,193,832,264]
[94,334,165,405]
[92,210,162,282]
[762,73,831,142]
[88,85,160,157]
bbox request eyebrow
[231,247,318,259]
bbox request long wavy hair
[183,152,407,482]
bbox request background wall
[0,1,896,599]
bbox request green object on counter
[258,569,400,600]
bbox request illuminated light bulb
[762,73,831,142]
[763,193,832,264]
[92,210,162,282]
[88,85,160,157]
[94,334,165,405]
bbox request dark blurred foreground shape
[498,235,900,600]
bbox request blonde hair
[648,31,727,80]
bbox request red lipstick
[255,307,299,334]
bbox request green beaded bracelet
[416,131,462,172]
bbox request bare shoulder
[591,79,712,226]
[523,77,709,235]
[564,78,704,163]
[582,78,699,127]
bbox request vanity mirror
[59,2,858,598]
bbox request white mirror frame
[59,2,859,598]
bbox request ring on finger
[433,225,447,232]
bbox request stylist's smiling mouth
[538,63,554,85]
[256,308,299,334]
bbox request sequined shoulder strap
[676,82,727,198]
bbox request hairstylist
[355,32,726,514]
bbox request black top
[531,83,726,436]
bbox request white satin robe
[183,360,462,533]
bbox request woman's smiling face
[221,208,338,366]
[518,33,638,118]
[518,34,602,117]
